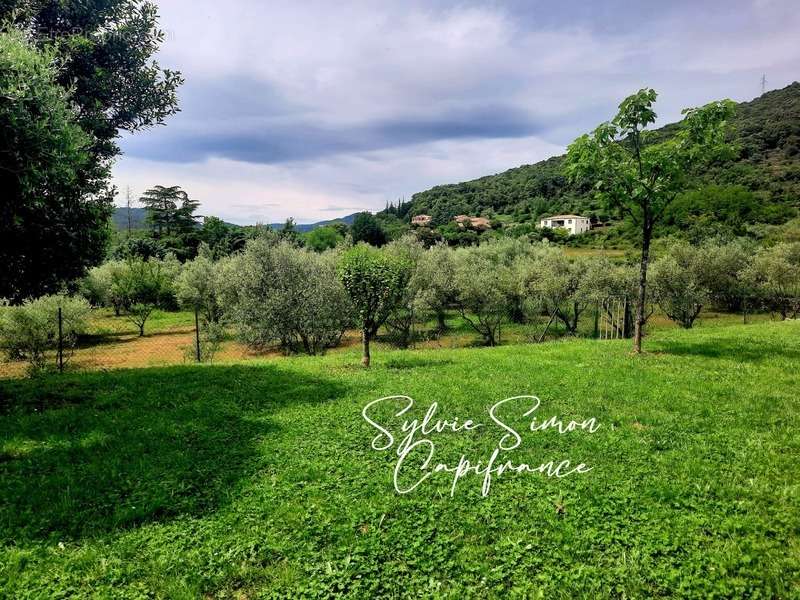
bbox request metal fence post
[194,307,201,363]
[57,306,64,373]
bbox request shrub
[224,240,352,355]
[412,243,457,332]
[0,294,90,374]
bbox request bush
[223,240,352,355]
[81,260,128,314]
[0,294,90,374]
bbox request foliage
[649,242,710,328]
[411,243,458,331]
[566,87,735,351]
[350,212,387,247]
[199,217,246,258]
[175,251,223,324]
[741,242,800,319]
[383,237,425,348]
[110,236,167,261]
[0,294,90,374]
[1,0,183,164]
[452,244,516,346]
[80,260,129,315]
[111,257,177,336]
[222,240,351,355]
[305,225,344,253]
[337,245,410,364]
[0,30,111,301]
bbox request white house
[539,214,591,235]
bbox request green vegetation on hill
[405,83,800,243]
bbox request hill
[112,208,361,233]
[403,83,800,238]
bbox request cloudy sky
[113,0,800,225]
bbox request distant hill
[268,212,360,233]
[112,207,362,233]
[402,83,800,231]
[112,206,149,231]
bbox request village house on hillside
[411,214,432,227]
[454,215,492,231]
[539,214,591,235]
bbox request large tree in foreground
[0,1,182,299]
[0,31,103,300]
[566,89,735,353]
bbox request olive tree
[566,88,735,352]
[222,240,351,354]
[649,242,709,328]
[338,245,410,366]
[517,249,590,335]
[175,251,223,324]
[0,294,90,374]
[452,245,516,346]
[412,243,457,332]
[741,243,800,319]
[111,258,175,336]
[383,236,425,348]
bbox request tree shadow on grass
[653,335,800,363]
[0,364,348,543]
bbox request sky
[113,0,800,225]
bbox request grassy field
[1,320,799,598]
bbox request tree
[111,257,174,336]
[0,294,91,375]
[306,226,343,252]
[1,0,183,165]
[649,242,709,328]
[220,240,351,355]
[412,244,457,332]
[175,253,223,325]
[1,1,182,298]
[383,236,425,348]
[741,243,800,319]
[566,88,735,352]
[200,217,245,258]
[337,245,410,366]
[139,185,190,237]
[452,245,516,346]
[0,30,109,301]
[351,212,387,247]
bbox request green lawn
[1,321,799,598]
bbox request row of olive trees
[79,236,800,366]
[3,236,797,373]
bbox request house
[454,215,492,231]
[411,214,432,227]
[539,214,591,235]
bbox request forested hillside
[405,83,800,240]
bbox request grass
[1,320,799,597]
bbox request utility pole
[761,74,767,95]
